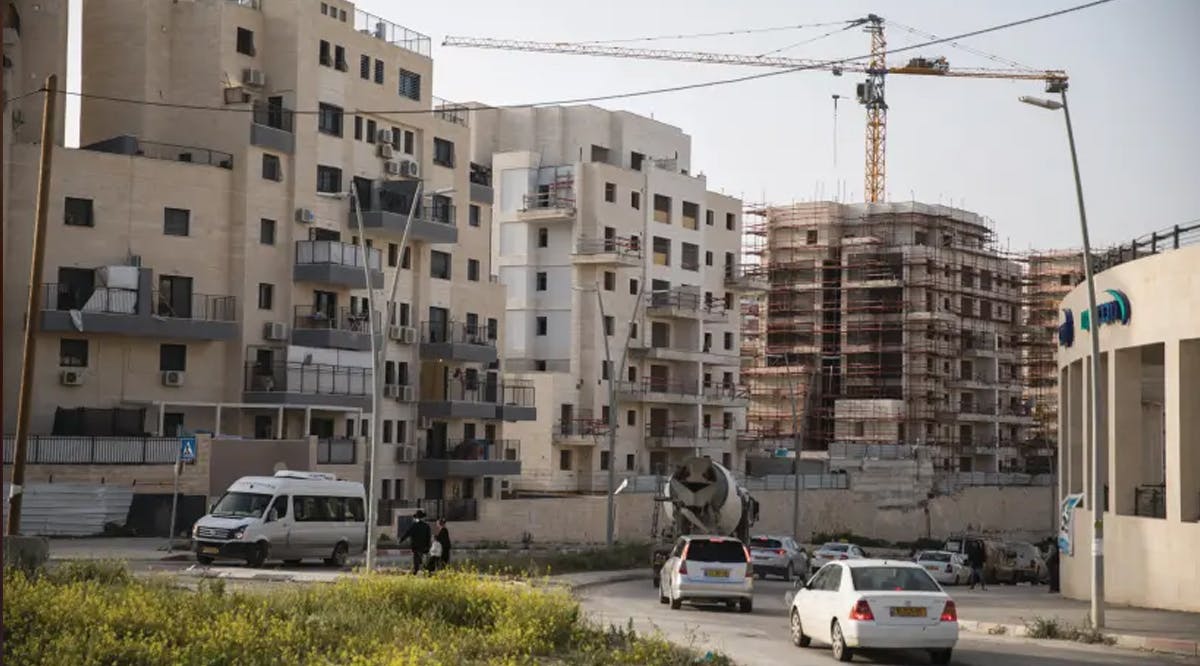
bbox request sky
[65,0,1200,251]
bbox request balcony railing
[500,381,536,408]
[294,306,377,334]
[575,237,642,259]
[422,438,519,462]
[252,102,294,133]
[433,96,469,126]
[243,362,372,397]
[154,292,237,321]
[417,498,478,522]
[295,240,381,271]
[43,283,137,314]
[620,378,701,397]
[646,423,697,439]
[2,436,178,465]
[522,191,575,211]
[649,289,701,310]
[354,9,431,56]
[959,403,997,416]
[420,321,495,347]
[555,419,609,437]
[316,437,356,464]
[703,383,749,401]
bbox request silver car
[809,542,867,574]
[749,535,809,581]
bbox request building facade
[469,105,753,493]
[2,0,533,524]
[1057,245,1200,612]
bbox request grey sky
[65,0,1200,250]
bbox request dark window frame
[59,338,88,367]
[159,344,187,372]
[163,207,190,236]
[64,197,94,227]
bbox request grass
[1023,616,1115,645]
[3,561,728,665]
[442,542,651,577]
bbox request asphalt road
[579,578,1199,666]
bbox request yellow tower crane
[445,14,1066,203]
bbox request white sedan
[915,550,971,586]
[789,559,958,664]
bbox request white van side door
[261,494,293,558]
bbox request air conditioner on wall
[295,208,316,224]
[383,160,401,176]
[401,327,417,344]
[223,86,251,105]
[383,384,401,399]
[59,369,84,386]
[376,128,393,145]
[242,68,266,87]
[263,322,289,341]
[377,144,394,159]
[400,160,419,178]
[400,386,415,402]
[417,417,432,430]
[161,371,185,387]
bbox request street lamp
[1020,84,1105,628]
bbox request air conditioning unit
[127,254,143,268]
[400,386,415,402]
[161,371,185,387]
[417,416,432,430]
[223,86,251,105]
[263,322,289,341]
[376,128,393,145]
[401,326,417,344]
[383,384,400,399]
[377,143,394,159]
[400,160,420,178]
[394,445,416,463]
[295,207,316,224]
[242,68,266,87]
[383,160,401,176]
[59,369,84,386]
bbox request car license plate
[890,607,927,618]
[704,569,729,578]
[925,565,940,571]
[201,546,219,555]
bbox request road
[579,578,1199,666]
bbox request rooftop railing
[433,96,469,126]
[354,9,431,57]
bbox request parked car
[749,535,809,581]
[659,535,754,613]
[810,542,867,575]
[914,550,971,586]
[789,559,958,664]
[997,541,1048,584]
[943,534,1006,583]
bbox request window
[652,237,670,266]
[537,228,548,248]
[706,210,714,226]
[388,243,398,267]
[726,212,735,230]
[603,271,615,291]
[59,339,88,367]
[257,283,274,310]
[159,344,187,372]
[604,182,616,202]
[630,278,639,295]
[320,2,328,15]
[261,154,281,181]
[359,54,370,79]
[487,318,498,340]
[316,165,342,193]
[433,138,455,167]
[374,58,384,84]
[653,194,671,224]
[724,332,733,350]
[723,412,734,429]
[703,332,712,351]
[536,316,548,336]
[600,451,610,471]
[604,316,614,336]
[626,454,635,471]
[559,450,572,471]
[533,360,547,371]
[630,322,637,339]
[630,191,641,210]
[354,115,363,140]
[401,246,411,269]
[236,27,255,56]
[469,204,481,227]
[682,201,699,230]
[366,119,377,143]
[430,250,451,279]
[163,207,190,236]
[319,40,332,66]
[681,242,699,271]
[399,69,421,100]
[64,197,93,227]
[630,151,644,171]
[317,102,343,136]
[403,130,415,154]
[536,272,548,291]
[397,421,408,444]
[626,410,636,426]
[467,259,480,282]
[334,45,347,71]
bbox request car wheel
[324,542,349,568]
[784,562,794,582]
[196,555,214,566]
[929,648,953,664]
[790,609,811,647]
[738,598,753,613]
[831,619,853,662]
[246,542,269,568]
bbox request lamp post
[1020,85,1104,628]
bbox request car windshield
[944,540,962,552]
[686,539,747,563]
[851,566,941,592]
[211,491,272,518]
[751,538,783,549]
[821,544,849,553]
[918,552,952,562]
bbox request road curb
[957,618,1200,657]
[565,570,651,592]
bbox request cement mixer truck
[650,457,760,588]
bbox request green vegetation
[1023,616,1115,645]
[4,562,727,665]
[410,541,650,577]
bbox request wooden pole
[6,75,57,535]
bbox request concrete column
[157,402,166,437]
[304,407,312,436]
[1177,340,1200,522]
[276,407,284,439]
[1067,361,1084,495]
[1110,348,1142,516]
[214,405,222,437]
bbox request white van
[191,471,367,567]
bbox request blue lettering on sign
[1057,309,1074,347]
[1080,289,1131,331]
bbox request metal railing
[294,305,378,334]
[295,240,381,271]
[1134,484,1167,519]
[419,498,478,522]
[420,320,495,346]
[42,283,137,314]
[575,237,642,259]
[619,378,701,397]
[316,437,356,464]
[829,442,918,460]
[649,288,701,311]
[703,383,749,401]
[724,264,768,282]
[252,102,295,132]
[646,423,698,439]
[244,362,372,396]
[500,381,536,408]
[136,139,233,169]
[2,436,178,465]
[522,191,576,211]
[1093,220,1200,272]
[422,438,519,461]
[354,9,431,56]
[960,403,997,415]
[741,474,850,491]
[433,96,469,126]
[154,292,237,321]
[554,419,609,437]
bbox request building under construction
[742,201,1033,472]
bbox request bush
[452,542,650,576]
[1023,616,1115,645]
[3,563,715,665]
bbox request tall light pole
[1020,85,1104,628]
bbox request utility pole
[598,284,644,546]
[7,76,57,535]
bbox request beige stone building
[469,106,756,493]
[3,0,533,524]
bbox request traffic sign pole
[166,438,194,554]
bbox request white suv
[658,535,754,613]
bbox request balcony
[630,340,739,366]
[243,361,372,410]
[39,282,238,341]
[416,439,520,479]
[552,419,608,446]
[417,380,536,421]
[572,237,642,267]
[82,135,233,170]
[702,382,750,407]
[646,289,727,322]
[419,321,497,363]
[518,191,576,223]
[724,264,769,292]
[616,378,702,405]
[497,381,537,421]
[292,306,378,351]
[359,183,458,244]
[354,9,431,57]
[645,424,701,449]
[293,240,383,289]
[250,102,295,154]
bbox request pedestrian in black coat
[428,518,452,573]
[397,510,432,575]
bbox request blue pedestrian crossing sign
[179,437,197,463]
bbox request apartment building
[746,201,1032,472]
[2,0,533,522]
[469,105,756,493]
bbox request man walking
[397,509,432,575]
[968,543,988,591]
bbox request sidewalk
[954,585,1200,657]
[48,537,190,561]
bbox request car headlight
[231,526,247,540]
[191,524,199,538]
